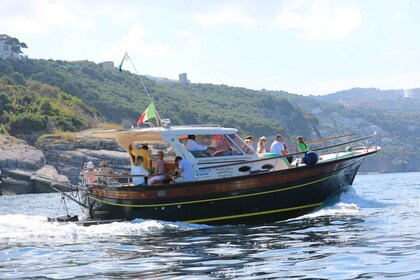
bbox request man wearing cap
[129,144,153,173]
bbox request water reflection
[85,215,369,278]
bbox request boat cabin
[91,124,291,183]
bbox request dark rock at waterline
[0,134,48,194]
[0,134,70,194]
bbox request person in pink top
[79,161,97,183]
[148,151,167,185]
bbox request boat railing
[84,173,175,187]
[178,124,222,129]
[83,174,149,188]
[288,133,354,153]
[198,133,378,170]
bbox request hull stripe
[183,202,323,223]
[87,172,337,207]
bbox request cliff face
[0,134,48,194]
[0,132,130,194]
[34,133,131,185]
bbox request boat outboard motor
[303,151,319,166]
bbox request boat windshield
[185,133,251,157]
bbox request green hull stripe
[87,172,336,208]
[184,202,323,224]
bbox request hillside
[315,87,420,113]
[272,88,419,172]
[0,58,318,139]
[0,58,418,172]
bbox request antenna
[123,52,162,126]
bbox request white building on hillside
[0,34,25,59]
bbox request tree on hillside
[5,37,28,54]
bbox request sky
[1,0,420,95]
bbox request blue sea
[0,172,419,279]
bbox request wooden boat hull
[82,153,368,225]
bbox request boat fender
[303,151,319,166]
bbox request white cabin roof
[90,125,238,149]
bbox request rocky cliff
[0,132,131,195]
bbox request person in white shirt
[185,135,207,151]
[131,156,149,186]
[174,156,194,182]
[270,134,287,155]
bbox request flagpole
[122,52,163,126]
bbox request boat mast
[123,52,162,126]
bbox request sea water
[0,172,419,279]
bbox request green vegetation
[0,57,418,172]
[0,75,101,137]
[0,58,317,139]
[4,37,28,54]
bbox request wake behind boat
[33,121,380,225]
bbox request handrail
[198,133,376,170]
[287,133,354,149]
[95,174,147,178]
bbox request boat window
[210,134,243,156]
[184,134,244,157]
[228,133,254,155]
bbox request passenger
[129,144,153,174]
[270,134,287,156]
[79,161,97,184]
[257,136,267,154]
[97,161,116,176]
[296,136,310,164]
[296,136,309,154]
[186,135,207,151]
[131,156,149,186]
[174,156,194,182]
[148,151,167,185]
[281,136,293,164]
[212,134,232,156]
[215,135,230,151]
[245,135,255,152]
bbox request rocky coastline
[0,131,414,195]
[0,132,131,195]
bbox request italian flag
[137,103,156,126]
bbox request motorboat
[34,120,380,225]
